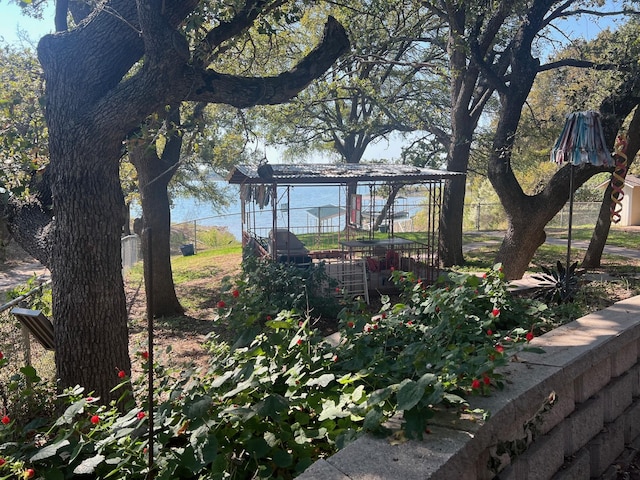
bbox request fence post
[193,220,197,255]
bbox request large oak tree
[7,0,349,402]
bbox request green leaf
[306,373,334,388]
[73,454,105,475]
[397,373,436,411]
[30,439,70,461]
[318,399,350,421]
[265,320,292,329]
[55,401,85,426]
[246,437,270,458]
[273,449,293,468]
[362,408,385,431]
[186,396,212,419]
[367,387,392,406]
[257,394,289,419]
[42,468,64,480]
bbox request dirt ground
[125,252,243,373]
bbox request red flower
[1,416,9,425]
[373,324,379,330]
[217,300,226,309]
[0,352,3,360]
[407,321,413,326]
[482,273,487,279]
[232,289,239,298]
[347,321,355,328]
[118,370,126,378]
[0,458,5,466]
[381,313,387,319]
[90,415,100,425]
[495,345,504,353]
[491,308,500,317]
[483,375,491,385]
[296,339,303,345]
[140,351,149,360]
[487,329,493,336]
[26,469,35,479]
[137,411,146,420]
[471,379,481,389]
[526,331,534,342]
[266,315,272,321]
[335,287,341,293]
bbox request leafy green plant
[6,276,52,316]
[532,260,580,304]
[216,250,341,340]
[0,264,544,479]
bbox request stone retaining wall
[299,296,640,479]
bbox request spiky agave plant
[532,261,580,305]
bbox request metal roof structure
[227,163,464,185]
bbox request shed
[598,174,640,226]
[618,174,640,226]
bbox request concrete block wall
[298,296,640,480]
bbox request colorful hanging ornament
[609,134,629,223]
[550,111,614,167]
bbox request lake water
[149,183,425,241]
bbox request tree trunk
[582,190,612,268]
[130,125,184,318]
[438,5,485,267]
[439,175,466,266]
[50,139,132,402]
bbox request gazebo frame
[227,163,464,296]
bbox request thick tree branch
[186,17,349,107]
[196,0,286,61]
[92,16,347,138]
[5,198,53,267]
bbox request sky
[0,2,54,47]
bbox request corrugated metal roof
[227,163,465,185]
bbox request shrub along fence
[300,295,640,479]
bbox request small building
[614,174,640,226]
[227,163,465,300]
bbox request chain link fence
[463,201,602,231]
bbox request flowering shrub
[0,264,545,478]
[215,249,341,340]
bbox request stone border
[299,296,640,479]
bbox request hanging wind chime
[550,111,615,270]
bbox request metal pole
[144,228,155,480]
[566,165,574,269]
